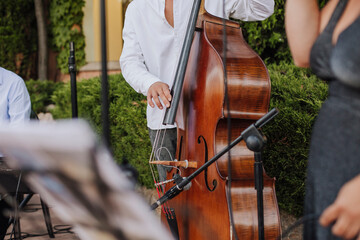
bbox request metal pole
[254,152,265,240]
[68,42,78,118]
[100,0,110,148]
[162,0,202,125]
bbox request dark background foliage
[49,0,86,73]
[241,0,329,64]
[1,0,330,78]
[0,0,86,80]
[0,0,37,78]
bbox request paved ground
[5,194,79,240]
[5,189,302,240]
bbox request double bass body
[162,7,281,240]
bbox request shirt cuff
[142,78,162,96]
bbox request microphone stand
[68,41,78,118]
[100,0,110,148]
[151,108,279,213]
[242,118,268,240]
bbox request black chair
[0,165,54,239]
[0,110,54,239]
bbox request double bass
[151,0,281,239]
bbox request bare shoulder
[320,0,360,44]
[319,0,339,32]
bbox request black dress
[304,0,360,239]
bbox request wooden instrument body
[162,11,281,240]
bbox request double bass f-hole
[198,135,217,191]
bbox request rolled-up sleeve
[228,0,274,21]
[120,5,160,96]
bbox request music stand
[0,120,172,240]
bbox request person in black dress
[285,0,360,239]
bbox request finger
[152,94,163,109]
[320,205,340,227]
[158,91,170,108]
[343,224,360,240]
[162,86,172,102]
[147,95,155,108]
[332,214,350,238]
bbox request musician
[285,0,360,239]
[0,66,31,239]
[120,0,275,183]
[0,67,31,125]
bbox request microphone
[173,174,192,191]
[151,177,191,210]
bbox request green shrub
[241,0,290,63]
[25,79,63,113]
[263,61,328,216]
[241,0,329,64]
[51,74,153,187]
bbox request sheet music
[0,120,172,240]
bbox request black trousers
[0,157,10,239]
[0,158,25,240]
[0,196,11,239]
[148,128,177,183]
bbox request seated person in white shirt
[0,66,31,239]
[119,0,274,184]
[0,67,31,125]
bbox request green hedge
[25,79,63,113]
[27,62,328,216]
[263,62,328,216]
[50,75,153,187]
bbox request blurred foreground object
[0,120,171,240]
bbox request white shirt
[0,67,31,157]
[0,67,31,125]
[120,0,274,130]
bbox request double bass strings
[148,112,178,217]
[148,110,166,186]
[148,110,179,189]
[149,127,167,214]
[220,0,239,239]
